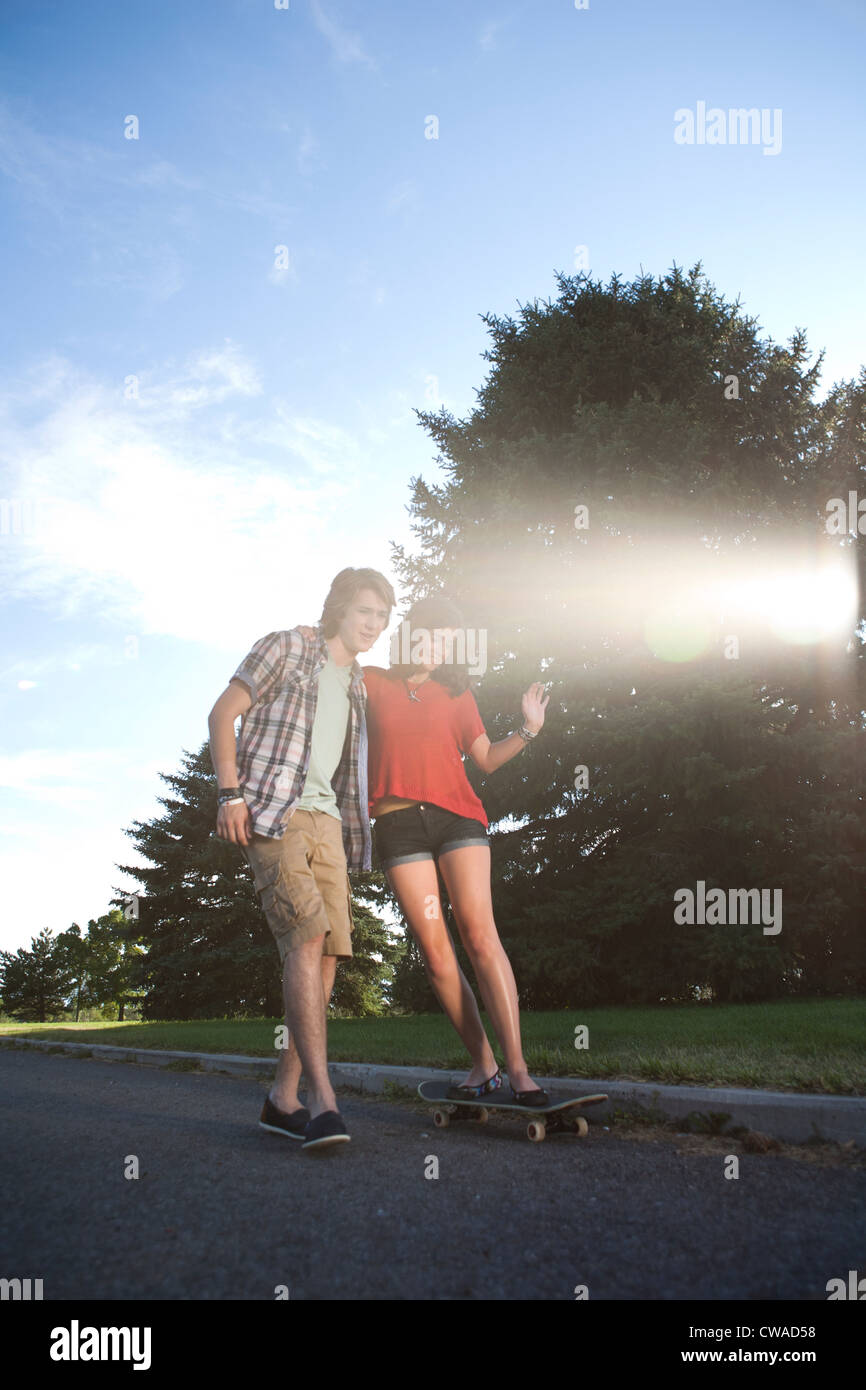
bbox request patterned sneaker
[259,1095,311,1140]
[446,1067,503,1100]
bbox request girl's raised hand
[521,681,549,733]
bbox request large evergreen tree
[117,745,401,1018]
[389,265,865,1005]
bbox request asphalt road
[1,1049,863,1301]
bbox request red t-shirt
[363,666,488,826]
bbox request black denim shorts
[373,801,489,870]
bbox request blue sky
[0,0,864,950]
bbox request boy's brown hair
[318,567,396,638]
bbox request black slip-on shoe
[259,1095,311,1140]
[509,1084,549,1108]
[302,1110,350,1150]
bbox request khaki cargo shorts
[243,809,355,964]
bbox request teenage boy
[208,567,394,1150]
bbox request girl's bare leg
[386,858,498,1086]
[437,845,540,1093]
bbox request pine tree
[0,928,77,1021]
[389,265,865,1004]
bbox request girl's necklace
[405,675,428,702]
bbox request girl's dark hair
[318,567,396,639]
[387,594,471,696]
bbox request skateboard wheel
[527,1120,546,1143]
[572,1116,589,1138]
[432,1108,450,1128]
[474,1107,488,1124]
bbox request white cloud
[310,0,377,68]
[0,824,147,950]
[0,746,196,948]
[480,20,505,51]
[0,345,380,647]
[386,180,420,218]
[156,343,263,409]
[2,643,127,688]
[0,749,132,805]
[0,103,296,303]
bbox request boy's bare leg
[269,937,339,1119]
[269,954,338,1112]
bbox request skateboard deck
[418,1080,608,1143]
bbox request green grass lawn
[1,999,864,1094]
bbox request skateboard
[418,1080,608,1143]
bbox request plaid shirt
[230,625,371,871]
